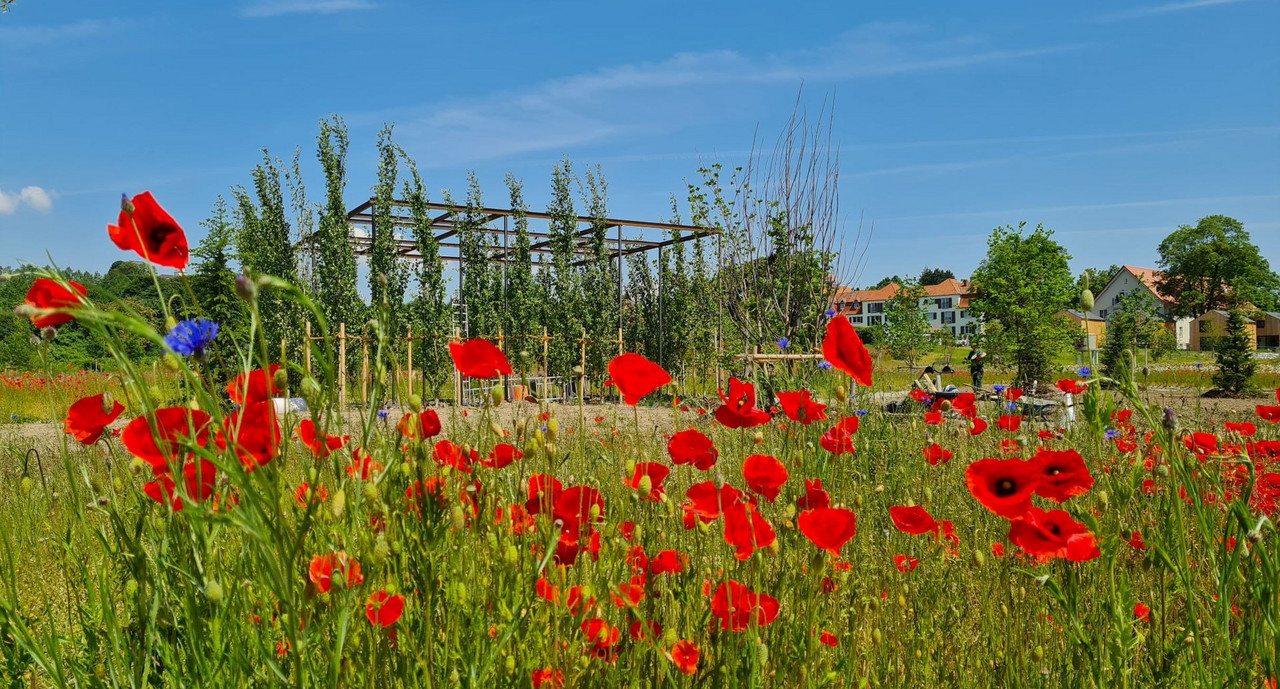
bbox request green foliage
[881,279,931,367]
[970,223,1077,387]
[918,267,954,286]
[189,197,248,377]
[1211,308,1257,392]
[871,274,902,290]
[314,115,365,345]
[1099,290,1170,379]
[546,159,581,375]
[368,125,409,346]
[579,166,618,373]
[502,173,541,368]
[234,150,302,352]
[1156,215,1280,317]
[1075,264,1122,299]
[402,156,451,397]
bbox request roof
[1098,265,1172,305]
[830,279,973,315]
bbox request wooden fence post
[304,321,312,376]
[339,322,347,408]
[453,327,462,406]
[406,326,413,399]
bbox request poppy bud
[1033,645,1044,661]
[490,420,503,437]
[362,482,379,503]
[1183,633,1194,646]
[163,353,181,372]
[638,475,653,496]
[1162,407,1177,432]
[235,274,257,302]
[330,489,346,518]
[120,193,135,214]
[409,394,422,412]
[373,537,390,565]
[923,488,933,503]
[853,494,864,508]
[101,392,115,414]
[130,458,146,475]
[1156,465,1169,478]
[205,580,223,604]
[504,656,515,675]
[1096,490,1109,508]
[835,385,847,403]
[273,367,289,393]
[1080,288,1095,311]
[125,578,138,598]
[504,544,518,565]
[331,571,345,590]
[490,385,504,407]
[872,628,882,644]
[973,550,986,568]
[164,315,178,332]
[148,385,163,406]
[400,462,412,477]
[752,431,764,445]
[664,628,678,645]
[544,442,557,459]
[451,506,466,530]
[546,419,559,442]
[20,476,31,494]
[756,641,769,666]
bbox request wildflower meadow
[1,193,1278,689]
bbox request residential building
[831,278,978,339]
[1086,265,1192,349]
[1059,309,1106,350]
[1190,310,1257,351]
[1256,312,1280,350]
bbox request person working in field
[966,347,987,389]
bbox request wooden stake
[304,321,312,375]
[338,322,347,408]
[361,336,369,406]
[406,325,413,399]
[579,327,587,407]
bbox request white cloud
[361,24,1079,167]
[1097,0,1253,22]
[0,186,54,214]
[0,18,129,49]
[241,0,376,18]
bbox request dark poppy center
[1046,523,1062,536]
[1045,466,1062,476]
[146,223,181,248]
[994,478,1018,497]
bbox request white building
[832,278,979,339]
[1086,265,1191,349]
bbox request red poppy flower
[723,500,776,560]
[909,388,933,404]
[796,478,830,511]
[1126,530,1146,551]
[365,590,405,627]
[683,481,744,523]
[819,416,859,455]
[1007,507,1100,562]
[308,552,363,593]
[714,378,772,429]
[1006,388,1024,402]
[553,486,606,542]
[608,353,671,405]
[949,392,977,419]
[432,439,474,474]
[822,315,873,387]
[742,454,788,502]
[923,411,943,425]
[649,549,687,575]
[668,639,700,674]
[1134,602,1150,621]
[1183,432,1219,457]
[525,474,563,516]
[297,419,348,458]
[797,507,858,558]
[226,365,281,406]
[64,393,124,445]
[777,390,828,425]
[531,668,565,689]
[295,482,329,506]
[667,428,718,470]
[121,407,216,471]
[581,618,621,660]
[107,192,189,269]
[223,400,281,471]
[1224,421,1256,437]
[481,443,523,469]
[889,505,939,536]
[24,278,88,328]
[709,580,780,631]
[143,459,217,511]
[1032,448,1094,503]
[611,577,647,608]
[969,417,989,436]
[629,619,661,642]
[893,554,920,572]
[998,415,1022,432]
[448,339,512,379]
[965,457,1041,519]
[624,462,670,501]
[347,447,383,480]
[923,443,953,466]
[1259,405,1280,423]
[819,631,839,647]
[1056,379,1088,395]
[398,409,442,439]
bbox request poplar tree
[547,159,581,376]
[314,115,364,343]
[369,125,409,336]
[504,174,539,361]
[402,155,451,395]
[580,166,617,372]
[234,149,301,354]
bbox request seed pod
[273,367,289,392]
[752,431,764,445]
[205,580,224,604]
[546,419,559,442]
[835,385,848,403]
[490,385,504,407]
[235,274,257,302]
[1080,288,1095,312]
[330,489,346,518]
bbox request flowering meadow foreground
[2,194,1279,688]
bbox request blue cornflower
[992,384,1007,393]
[164,318,219,358]
[776,337,790,350]
[856,409,867,417]
[1105,429,1120,440]
[1077,366,1092,377]
[1005,401,1017,412]
[1194,363,1203,368]
[818,360,832,370]
[824,308,837,319]
[378,409,389,420]
[9,414,18,421]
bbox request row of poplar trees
[187,117,720,398]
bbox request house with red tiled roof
[1085,265,1192,349]
[831,278,978,339]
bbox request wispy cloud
[0,18,129,49]
[879,193,1280,223]
[241,0,376,18]
[358,23,1080,167]
[0,186,55,215]
[1097,0,1254,22]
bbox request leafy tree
[579,165,618,374]
[402,156,451,397]
[1100,289,1171,379]
[624,252,659,360]
[234,149,301,354]
[1156,215,1280,317]
[369,125,409,338]
[1075,264,1122,299]
[503,173,540,364]
[969,223,1077,387]
[918,267,954,286]
[872,275,902,290]
[546,159,581,376]
[189,197,247,350]
[881,279,931,368]
[314,115,364,345]
[285,147,316,293]
[453,174,499,338]
[1212,308,1257,393]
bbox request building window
[850,316,862,324]
[929,312,937,321]
[959,310,967,318]
[942,311,956,324]
[934,297,954,309]
[866,302,884,314]
[868,315,882,326]
[1099,309,1108,319]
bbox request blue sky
[1,0,1277,287]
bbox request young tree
[546,158,581,376]
[234,149,301,352]
[503,173,540,367]
[369,125,409,337]
[1212,309,1257,393]
[881,280,931,368]
[402,155,451,396]
[190,197,246,340]
[1156,215,1280,317]
[579,165,618,374]
[1100,290,1169,379]
[454,173,499,338]
[314,115,364,344]
[918,267,954,286]
[1075,265,1121,298]
[969,223,1077,387]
